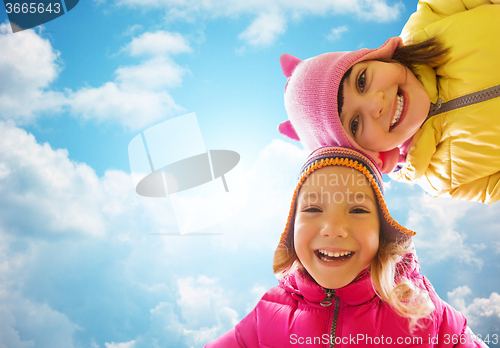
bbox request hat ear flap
[278,120,300,141]
[280,54,302,78]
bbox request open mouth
[316,249,354,262]
[390,92,404,130]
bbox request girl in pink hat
[205,147,486,347]
[279,1,500,204]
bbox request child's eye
[357,70,366,92]
[303,207,321,213]
[351,207,369,214]
[350,116,359,136]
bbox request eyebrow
[297,191,320,203]
[348,191,376,205]
[298,190,376,205]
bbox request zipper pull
[428,97,442,116]
[321,289,335,307]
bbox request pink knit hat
[279,37,403,174]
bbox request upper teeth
[391,93,404,127]
[319,249,352,257]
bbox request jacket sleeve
[422,276,488,348]
[389,115,500,204]
[454,326,490,348]
[204,307,259,348]
[391,146,500,204]
[433,305,489,347]
[448,172,500,204]
[401,0,500,43]
[388,123,437,187]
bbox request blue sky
[0,0,499,347]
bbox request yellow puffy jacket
[390,0,500,204]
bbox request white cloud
[382,180,391,190]
[448,286,473,313]
[124,31,192,57]
[130,302,185,347]
[122,24,143,37]
[0,122,186,346]
[115,57,188,90]
[177,276,239,345]
[0,26,190,130]
[66,82,183,131]
[448,286,500,335]
[0,289,79,348]
[0,122,182,239]
[238,12,286,48]
[327,25,348,42]
[0,122,107,237]
[400,193,484,267]
[361,0,403,21]
[0,23,65,124]
[105,340,136,348]
[115,0,402,22]
[66,30,192,130]
[113,0,403,48]
[495,242,500,254]
[245,284,267,313]
[125,276,239,347]
[0,24,58,91]
[177,276,239,328]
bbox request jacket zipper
[427,83,500,119]
[321,289,340,348]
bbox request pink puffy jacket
[206,255,487,347]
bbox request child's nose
[366,91,384,119]
[320,219,348,238]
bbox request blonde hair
[273,231,435,330]
[370,237,435,330]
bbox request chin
[317,278,351,289]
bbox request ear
[278,120,300,141]
[280,54,302,78]
[378,148,400,174]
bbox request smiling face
[339,60,430,152]
[293,166,380,289]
